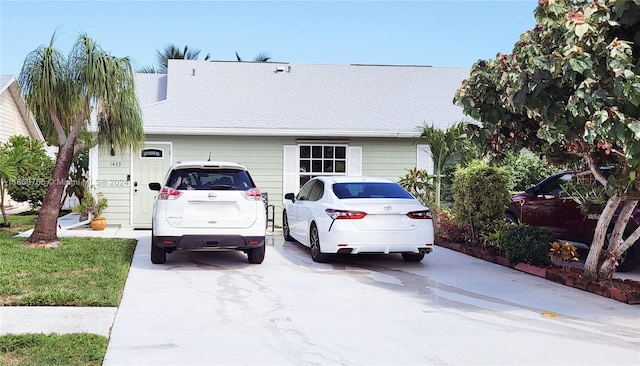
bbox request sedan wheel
[283,211,294,241]
[310,224,330,263]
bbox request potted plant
[72,187,108,230]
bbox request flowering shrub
[434,207,468,243]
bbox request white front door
[132,142,171,227]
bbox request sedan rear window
[332,182,413,199]
[168,168,255,191]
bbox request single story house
[0,75,47,209]
[90,60,472,228]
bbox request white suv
[149,161,267,264]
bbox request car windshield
[332,182,413,199]
[168,168,254,191]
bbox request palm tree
[19,32,144,246]
[417,121,468,209]
[139,44,211,73]
[235,51,271,62]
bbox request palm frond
[253,52,271,62]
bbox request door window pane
[140,148,163,158]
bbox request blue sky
[1,0,539,76]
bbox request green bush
[4,136,55,209]
[499,225,555,267]
[440,163,457,205]
[452,160,511,244]
[502,151,558,192]
[7,158,54,208]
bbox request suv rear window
[167,168,255,191]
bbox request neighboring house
[0,75,48,209]
[91,60,471,228]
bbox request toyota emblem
[383,205,392,211]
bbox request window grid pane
[298,144,348,187]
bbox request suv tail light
[407,210,432,219]
[325,209,367,219]
[242,188,263,201]
[158,186,182,200]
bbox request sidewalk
[17,213,144,239]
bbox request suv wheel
[150,234,167,264]
[505,212,519,225]
[247,245,265,264]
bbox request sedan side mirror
[524,187,535,196]
[284,193,295,202]
[149,182,161,191]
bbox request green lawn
[0,212,136,364]
[0,333,108,366]
[1,234,136,306]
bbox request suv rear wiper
[210,185,234,190]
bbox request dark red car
[506,170,640,272]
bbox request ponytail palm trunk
[30,141,76,243]
[19,33,144,246]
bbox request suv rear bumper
[153,234,265,251]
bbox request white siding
[0,88,30,143]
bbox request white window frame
[283,144,362,198]
[298,143,348,185]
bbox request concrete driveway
[103,233,640,366]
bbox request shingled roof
[135,60,471,138]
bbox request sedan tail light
[158,186,182,200]
[242,188,263,201]
[325,209,367,219]
[407,210,432,219]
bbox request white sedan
[283,176,434,263]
